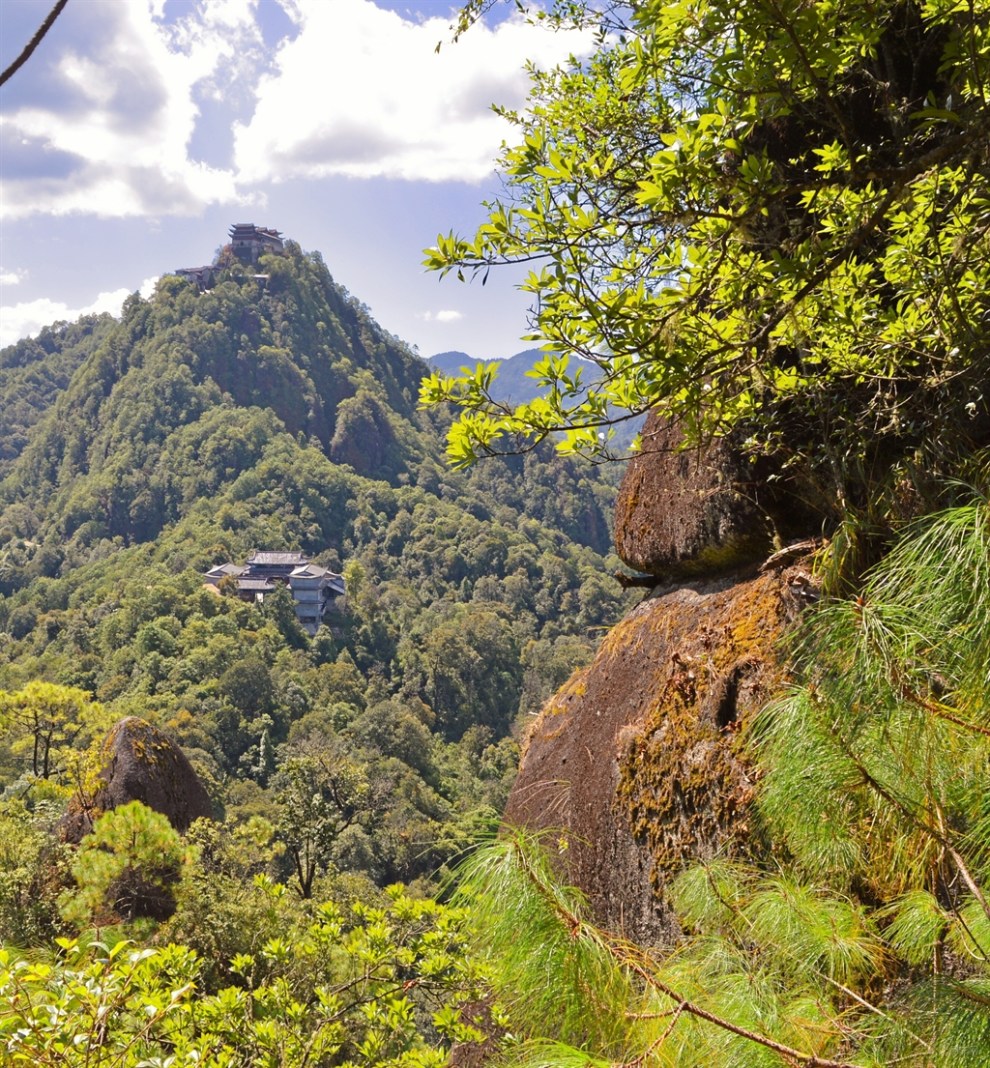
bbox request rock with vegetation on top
[61,717,213,843]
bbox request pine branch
[895,682,990,739]
[627,959,861,1067]
[946,844,990,937]
[622,1001,687,1067]
[501,833,866,1068]
[675,861,909,1045]
[825,723,990,930]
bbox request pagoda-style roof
[289,563,345,589]
[229,223,283,240]
[290,564,329,578]
[247,551,307,567]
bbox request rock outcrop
[614,411,819,578]
[506,412,823,945]
[61,716,213,843]
[505,566,815,945]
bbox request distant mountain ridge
[427,349,550,405]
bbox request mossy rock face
[505,566,815,947]
[328,390,402,480]
[61,716,213,843]
[614,411,819,578]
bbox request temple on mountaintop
[227,223,284,263]
[175,223,285,288]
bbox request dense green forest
[0,236,633,934]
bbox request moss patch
[616,577,787,893]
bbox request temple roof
[204,563,246,579]
[237,577,277,591]
[247,551,307,566]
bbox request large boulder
[61,717,213,843]
[614,412,816,577]
[504,562,817,946]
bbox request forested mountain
[429,348,548,403]
[7,0,989,1058]
[0,239,632,918]
[0,314,116,481]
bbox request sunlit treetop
[424,0,990,517]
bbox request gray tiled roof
[290,564,329,578]
[205,563,246,577]
[247,551,307,566]
[237,577,277,591]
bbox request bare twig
[0,0,71,88]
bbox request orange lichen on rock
[505,566,812,946]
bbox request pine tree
[60,801,192,925]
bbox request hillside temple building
[204,551,345,635]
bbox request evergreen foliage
[0,883,482,1066]
[60,801,192,925]
[0,238,632,927]
[753,495,990,899]
[0,681,110,782]
[425,0,990,525]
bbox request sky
[0,0,595,357]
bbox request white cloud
[233,1,594,183]
[418,309,464,323]
[0,270,25,285]
[0,0,594,220]
[0,276,159,348]
[0,0,258,219]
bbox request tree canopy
[0,239,632,914]
[424,0,990,519]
